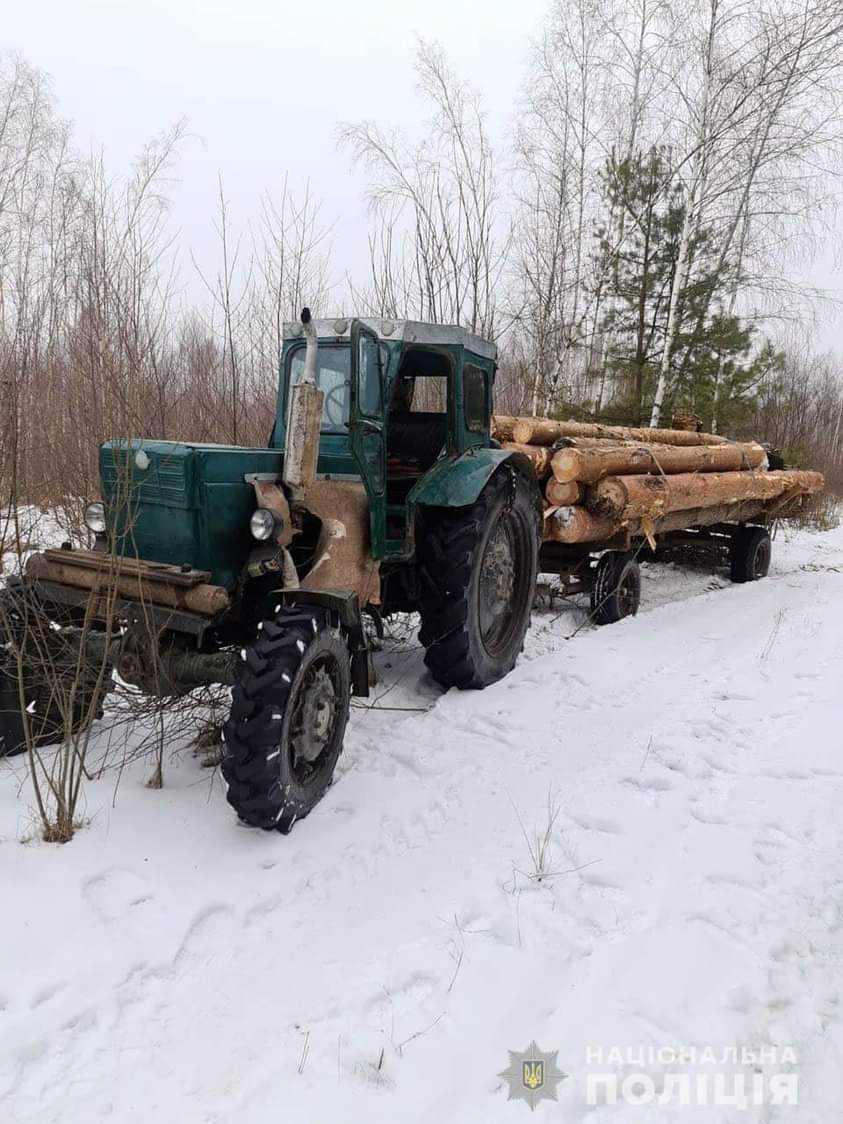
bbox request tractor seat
[387,411,447,470]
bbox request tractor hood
[100,440,283,589]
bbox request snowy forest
[3,0,843,535]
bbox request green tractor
[1,313,541,831]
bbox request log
[628,500,768,537]
[510,416,729,447]
[491,415,529,441]
[545,478,584,506]
[511,417,570,445]
[671,412,701,432]
[551,441,767,485]
[542,488,816,548]
[26,552,230,616]
[501,441,554,478]
[556,436,639,449]
[628,493,810,536]
[544,506,619,544]
[588,469,825,521]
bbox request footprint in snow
[365,972,437,1023]
[688,804,731,826]
[697,752,737,775]
[30,982,66,1010]
[245,892,286,925]
[579,869,625,895]
[82,868,157,924]
[454,909,494,933]
[566,811,624,836]
[174,904,236,966]
[621,774,675,794]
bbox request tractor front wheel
[222,606,351,833]
[418,469,540,689]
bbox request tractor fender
[408,447,540,510]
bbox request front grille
[101,445,194,509]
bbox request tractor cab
[273,318,497,561]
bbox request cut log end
[501,442,553,478]
[545,478,584,506]
[544,506,618,544]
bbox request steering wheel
[323,383,349,429]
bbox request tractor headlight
[84,501,106,534]
[250,508,280,542]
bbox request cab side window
[358,334,384,418]
[463,364,488,433]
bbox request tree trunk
[649,196,692,427]
[588,469,824,521]
[552,441,767,484]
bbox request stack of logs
[491,415,825,545]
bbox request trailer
[491,413,822,624]
[538,497,812,624]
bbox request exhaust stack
[283,307,324,503]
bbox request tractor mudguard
[408,447,539,510]
[279,588,369,698]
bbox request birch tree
[340,39,504,338]
[650,0,843,425]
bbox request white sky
[5,0,841,349]
[5,0,548,309]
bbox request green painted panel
[100,440,283,588]
[199,482,263,588]
[408,447,512,509]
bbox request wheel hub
[478,518,522,650]
[754,539,771,577]
[291,661,339,764]
[618,572,637,615]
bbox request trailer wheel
[730,525,771,583]
[418,468,540,689]
[591,551,641,625]
[222,606,350,833]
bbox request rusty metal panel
[283,382,324,493]
[299,480,380,606]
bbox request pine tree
[596,146,763,433]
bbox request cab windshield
[288,344,351,434]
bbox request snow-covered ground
[2,522,843,1122]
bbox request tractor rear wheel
[222,606,351,833]
[418,469,540,689]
